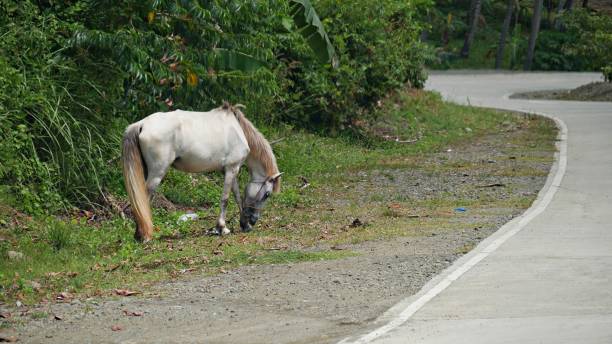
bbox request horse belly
[172,151,224,173]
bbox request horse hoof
[219,227,231,236]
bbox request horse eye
[262,191,271,200]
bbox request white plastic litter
[178,213,199,223]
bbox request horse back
[138,109,249,173]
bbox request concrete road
[341,72,612,344]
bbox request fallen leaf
[0,312,11,319]
[105,264,121,272]
[54,314,63,320]
[123,310,144,317]
[331,246,344,250]
[114,289,140,296]
[56,292,73,301]
[0,333,18,342]
[212,249,223,256]
[111,324,124,331]
[349,218,363,228]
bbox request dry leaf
[56,292,73,301]
[123,310,144,317]
[349,218,363,228]
[54,314,63,320]
[0,333,18,342]
[0,312,11,319]
[114,289,139,296]
[111,324,124,331]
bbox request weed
[46,222,73,251]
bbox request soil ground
[511,81,612,102]
[2,116,556,344]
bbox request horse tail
[121,123,153,242]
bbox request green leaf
[290,0,339,68]
[212,49,267,72]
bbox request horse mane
[222,101,281,193]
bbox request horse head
[240,172,282,232]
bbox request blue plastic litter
[454,207,467,212]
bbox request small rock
[7,251,23,260]
[30,281,42,291]
[0,333,18,342]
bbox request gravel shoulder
[510,81,612,102]
[5,115,556,344]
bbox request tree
[524,0,544,70]
[461,0,482,57]
[495,0,516,69]
[554,0,566,29]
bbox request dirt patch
[511,81,612,102]
[5,117,556,344]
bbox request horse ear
[269,172,283,193]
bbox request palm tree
[524,0,544,70]
[495,0,516,69]
[461,0,482,58]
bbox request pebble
[7,251,24,260]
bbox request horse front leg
[231,178,242,213]
[216,165,239,235]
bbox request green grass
[0,89,557,306]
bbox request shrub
[533,9,612,71]
[1,0,431,214]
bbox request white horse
[121,102,282,242]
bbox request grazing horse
[121,102,282,242]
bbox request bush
[0,0,431,214]
[603,66,612,83]
[533,9,612,71]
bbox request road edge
[338,108,568,344]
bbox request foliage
[603,66,612,83]
[0,88,554,304]
[0,0,431,213]
[425,1,612,72]
[532,10,612,71]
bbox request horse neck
[245,156,269,182]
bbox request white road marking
[338,112,568,344]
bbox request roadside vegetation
[0,89,557,306]
[1,0,558,310]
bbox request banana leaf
[212,48,267,72]
[290,0,339,68]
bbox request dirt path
[7,118,555,344]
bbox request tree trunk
[564,0,574,11]
[554,0,566,29]
[582,0,588,8]
[495,0,515,69]
[524,0,544,70]
[461,0,482,58]
[546,0,553,27]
